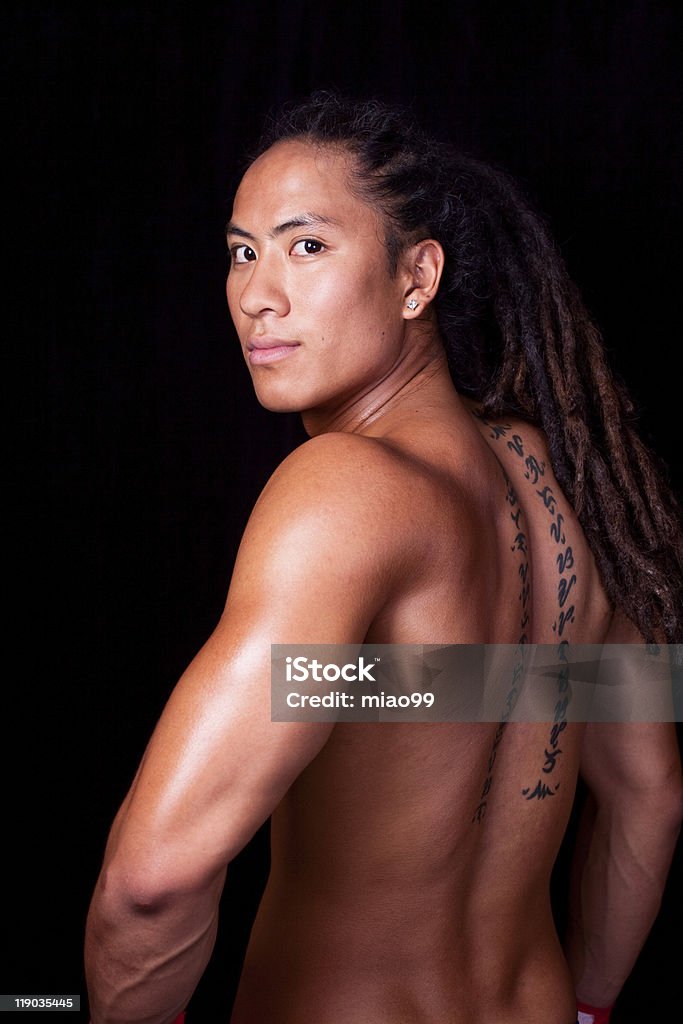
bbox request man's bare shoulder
[224,432,450,644]
[231,431,473,619]
[252,430,461,536]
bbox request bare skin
[85,140,681,1024]
[565,719,682,1009]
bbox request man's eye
[231,245,256,264]
[291,239,325,256]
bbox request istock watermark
[271,643,683,723]
[285,655,378,683]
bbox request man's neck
[301,329,457,438]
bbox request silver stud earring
[406,298,419,310]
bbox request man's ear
[401,239,444,319]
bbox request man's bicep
[108,622,332,896]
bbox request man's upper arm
[103,435,402,897]
[580,608,680,795]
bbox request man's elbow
[96,848,226,917]
[618,757,683,855]
[638,756,683,832]
[628,759,683,833]
[666,766,683,839]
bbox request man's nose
[238,255,290,318]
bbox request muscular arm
[85,436,409,1024]
[564,618,683,1010]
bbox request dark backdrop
[6,2,682,1021]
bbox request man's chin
[252,388,308,414]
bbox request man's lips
[246,337,301,365]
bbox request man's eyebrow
[226,212,341,240]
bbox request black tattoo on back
[471,451,530,823]
[470,411,578,814]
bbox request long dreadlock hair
[250,91,683,643]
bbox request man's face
[226,140,409,420]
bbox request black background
[5,2,682,1020]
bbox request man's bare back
[231,397,613,1024]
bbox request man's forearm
[564,787,681,1007]
[85,866,225,1024]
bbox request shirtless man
[85,94,683,1024]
